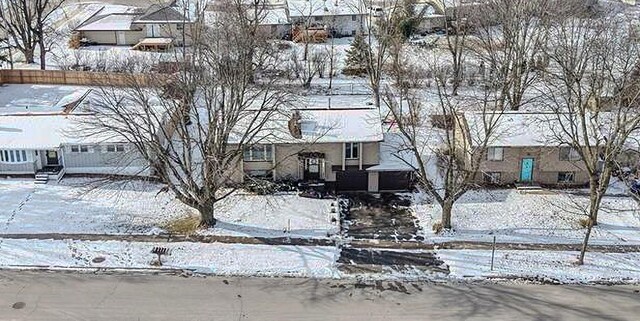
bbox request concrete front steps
[34,166,66,185]
[34,173,49,184]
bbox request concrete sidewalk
[2,233,640,253]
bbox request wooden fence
[0,69,168,87]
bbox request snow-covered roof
[257,7,290,25]
[367,133,417,172]
[287,0,366,17]
[463,112,593,147]
[0,85,96,115]
[134,2,194,23]
[76,14,139,31]
[299,108,383,143]
[229,107,383,144]
[0,115,129,150]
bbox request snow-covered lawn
[0,178,338,239]
[0,178,188,235]
[438,250,640,283]
[414,189,640,245]
[208,193,338,238]
[0,238,339,278]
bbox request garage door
[336,170,368,191]
[379,171,413,191]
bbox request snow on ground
[206,193,339,238]
[437,250,640,283]
[0,178,339,239]
[0,178,190,235]
[0,238,340,278]
[414,189,640,245]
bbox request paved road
[0,271,639,321]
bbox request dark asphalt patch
[338,248,450,275]
[340,193,424,241]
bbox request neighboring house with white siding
[0,84,152,183]
[288,0,368,37]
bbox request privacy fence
[0,69,167,87]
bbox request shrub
[163,215,200,235]
[432,222,444,234]
[578,217,592,228]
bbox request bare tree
[363,0,403,108]
[83,0,290,227]
[469,0,551,110]
[540,11,640,264]
[0,0,65,69]
[288,0,326,61]
[0,35,14,69]
[440,0,469,96]
[384,47,508,230]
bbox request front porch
[1,149,62,175]
[34,150,65,184]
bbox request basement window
[483,172,501,184]
[558,172,575,183]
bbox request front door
[303,158,321,181]
[520,158,534,182]
[46,150,59,166]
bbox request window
[558,172,575,183]
[245,170,272,179]
[243,145,273,161]
[176,23,183,31]
[487,147,504,161]
[351,15,357,21]
[0,150,30,164]
[106,144,125,152]
[314,16,323,22]
[71,145,90,153]
[483,172,501,184]
[559,147,581,161]
[345,142,359,159]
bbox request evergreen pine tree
[343,33,369,76]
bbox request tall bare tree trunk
[372,84,381,108]
[578,217,594,265]
[588,174,601,225]
[197,200,216,227]
[441,199,454,229]
[38,41,46,70]
[24,48,35,64]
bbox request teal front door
[520,158,534,182]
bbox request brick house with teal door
[458,112,590,186]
